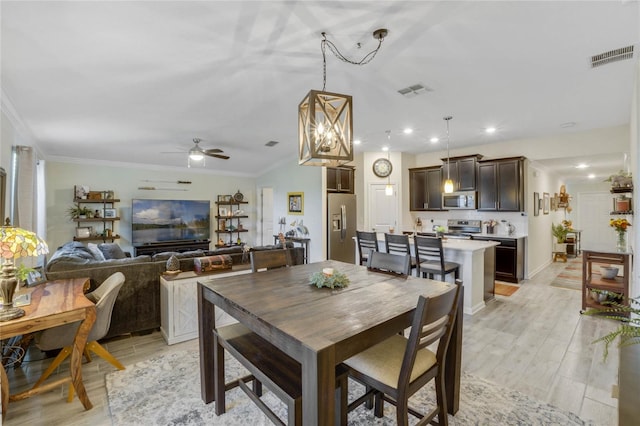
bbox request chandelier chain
[321,32,385,91]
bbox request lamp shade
[298,90,353,167]
[0,227,49,260]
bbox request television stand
[133,240,211,256]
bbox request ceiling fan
[162,138,230,167]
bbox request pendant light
[385,130,393,196]
[443,116,454,193]
[299,29,387,167]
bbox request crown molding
[1,88,36,145]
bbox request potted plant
[67,205,92,220]
[604,170,633,189]
[584,294,640,360]
[552,222,569,252]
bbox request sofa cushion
[151,250,205,262]
[87,243,106,261]
[99,243,127,260]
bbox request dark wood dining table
[198,260,463,425]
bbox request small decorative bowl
[600,266,619,280]
[590,290,608,303]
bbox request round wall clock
[233,190,244,202]
[372,158,393,178]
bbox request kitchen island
[355,235,499,314]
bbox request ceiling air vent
[590,45,635,68]
[397,84,432,98]
[265,140,279,147]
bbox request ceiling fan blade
[203,148,224,154]
[206,153,230,160]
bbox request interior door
[368,183,398,233]
[260,187,274,246]
[577,191,610,249]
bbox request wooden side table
[1,278,95,417]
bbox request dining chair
[367,251,411,276]
[341,280,462,426]
[250,249,290,272]
[32,272,126,402]
[414,235,460,282]
[356,230,379,266]
[384,233,417,274]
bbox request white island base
[356,235,499,315]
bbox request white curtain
[10,145,37,230]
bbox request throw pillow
[87,243,106,261]
[98,243,127,260]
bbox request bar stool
[356,231,378,266]
[384,233,417,274]
[414,235,460,281]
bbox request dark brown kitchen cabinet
[473,236,524,283]
[477,157,524,211]
[441,154,482,191]
[326,166,354,193]
[409,166,442,211]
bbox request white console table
[160,267,251,345]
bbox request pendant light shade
[298,90,353,166]
[443,116,454,193]
[385,183,393,196]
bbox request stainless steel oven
[442,191,477,210]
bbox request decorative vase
[166,254,180,272]
[617,231,627,251]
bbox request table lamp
[0,223,49,321]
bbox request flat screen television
[131,199,211,245]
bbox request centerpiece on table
[610,218,631,250]
[309,268,350,289]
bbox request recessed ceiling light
[403,128,413,134]
[588,174,596,179]
[485,127,496,134]
[382,146,389,152]
[354,139,362,145]
[560,122,576,128]
[430,137,439,143]
[575,163,589,169]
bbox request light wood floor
[2,259,619,425]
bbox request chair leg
[213,333,226,415]
[395,391,410,426]
[32,346,72,388]
[435,371,448,426]
[86,341,125,370]
[335,373,348,426]
[83,347,92,363]
[365,385,374,409]
[373,391,384,418]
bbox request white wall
[46,161,256,254]
[632,61,639,299]
[255,159,323,262]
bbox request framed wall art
[533,192,539,216]
[543,192,550,215]
[288,192,304,215]
[103,208,117,218]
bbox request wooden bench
[214,323,348,426]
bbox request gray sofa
[45,242,304,339]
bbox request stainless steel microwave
[442,191,477,210]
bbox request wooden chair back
[384,233,411,257]
[414,235,446,275]
[367,251,411,276]
[399,282,461,391]
[250,249,290,272]
[356,231,378,266]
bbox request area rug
[550,256,583,291]
[495,282,519,296]
[106,349,589,425]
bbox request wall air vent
[590,45,635,68]
[397,84,432,98]
[265,140,279,147]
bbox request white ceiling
[2,1,639,181]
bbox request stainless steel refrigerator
[327,193,357,263]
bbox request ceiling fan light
[189,148,204,161]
